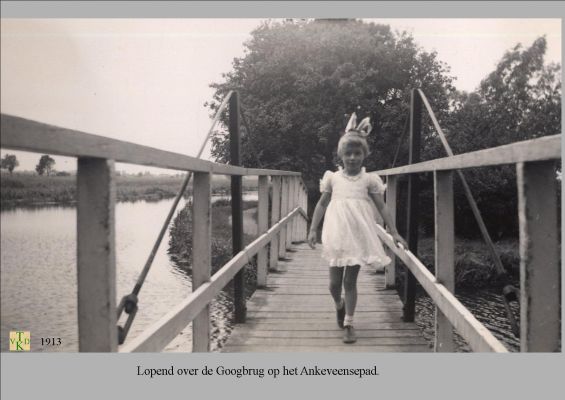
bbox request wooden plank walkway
[221,243,431,352]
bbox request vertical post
[77,158,117,352]
[299,181,306,241]
[291,177,298,242]
[294,178,300,241]
[384,175,398,288]
[257,175,269,287]
[517,161,560,352]
[279,177,288,258]
[403,88,422,322]
[434,171,455,352]
[287,176,295,246]
[270,176,282,270]
[303,182,309,241]
[230,91,246,323]
[192,171,212,352]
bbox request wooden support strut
[517,161,560,352]
[192,172,212,352]
[77,158,117,352]
[384,176,397,289]
[287,176,295,247]
[257,176,269,287]
[269,176,282,271]
[230,91,246,323]
[403,89,421,322]
[434,170,455,352]
[279,177,289,258]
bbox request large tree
[438,36,561,237]
[207,19,455,188]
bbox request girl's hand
[392,232,408,249]
[308,230,317,249]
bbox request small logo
[9,331,30,351]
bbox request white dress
[320,167,391,268]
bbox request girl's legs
[343,265,360,324]
[342,265,360,343]
[328,266,344,308]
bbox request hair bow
[344,112,372,137]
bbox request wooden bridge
[221,243,429,352]
[1,90,561,353]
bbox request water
[415,289,521,352]
[2,194,520,353]
[0,195,256,353]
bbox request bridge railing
[374,133,561,352]
[1,112,309,352]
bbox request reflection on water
[415,289,521,352]
[0,195,257,353]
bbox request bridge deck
[221,243,431,352]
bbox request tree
[36,155,55,176]
[439,36,561,237]
[1,154,19,174]
[207,19,455,189]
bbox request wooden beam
[76,158,117,352]
[295,178,302,241]
[0,113,301,177]
[279,177,289,258]
[299,182,307,240]
[246,168,301,176]
[287,177,295,247]
[230,92,246,324]
[376,226,508,352]
[434,171,455,352]
[403,89,421,322]
[517,161,560,352]
[269,176,282,271]
[374,135,561,176]
[120,208,304,352]
[192,172,212,352]
[384,176,397,288]
[257,176,269,287]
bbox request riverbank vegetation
[416,237,520,288]
[0,172,258,208]
[168,200,259,298]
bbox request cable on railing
[116,90,235,345]
[416,89,521,337]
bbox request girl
[307,113,407,344]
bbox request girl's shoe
[343,325,357,343]
[336,300,345,328]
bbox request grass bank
[410,237,520,288]
[0,173,258,208]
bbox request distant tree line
[1,153,62,176]
[207,19,560,238]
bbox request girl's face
[341,143,366,174]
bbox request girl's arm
[370,192,408,248]
[307,192,331,249]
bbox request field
[0,172,258,208]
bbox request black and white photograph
[1,12,561,358]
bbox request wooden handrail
[120,206,308,352]
[374,134,560,176]
[376,226,508,352]
[0,114,301,176]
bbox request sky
[0,18,561,173]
